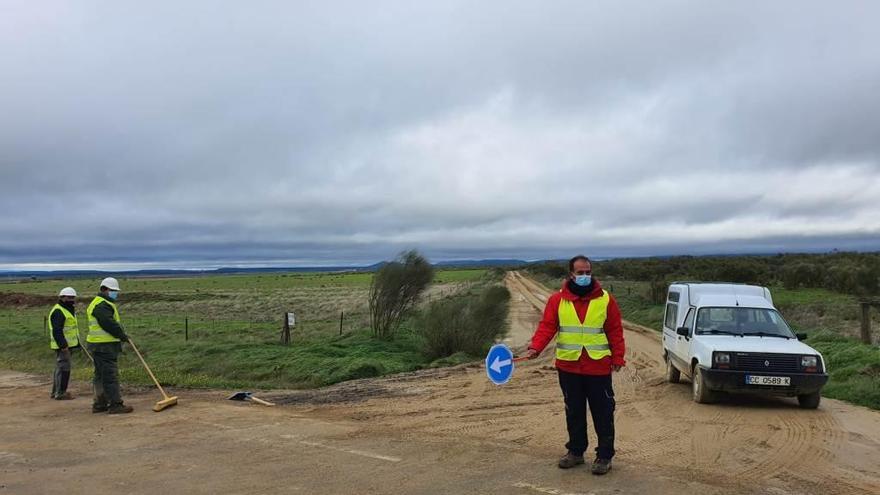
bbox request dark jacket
[92,295,129,342]
[50,301,78,349]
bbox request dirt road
[2,272,879,494]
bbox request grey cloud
[1,1,880,269]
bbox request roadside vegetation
[419,285,510,362]
[525,255,880,410]
[0,262,509,389]
[369,250,434,339]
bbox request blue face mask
[108,291,119,300]
[574,274,592,287]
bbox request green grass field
[0,269,491,389]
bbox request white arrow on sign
[490,356,512,373]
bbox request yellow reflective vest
[555,290,612,361]
[86,296,122,343]
[48,304,79,349]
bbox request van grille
[732,353,800,373]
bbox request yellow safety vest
[86,296,122,343]
[556,290,612,361]
[48,304,79,349]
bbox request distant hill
[0,259,530,280]
[434,259,528,268]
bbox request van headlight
[801,356,818,369]
[713,352,731,366]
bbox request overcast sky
[1,1,879,270]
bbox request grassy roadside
[0,269,500,389]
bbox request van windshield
[695,307,795,338]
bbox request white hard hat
[59,287,77,297]
[100,277,120,291]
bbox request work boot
[591,458,612,475]
[108,404,134,414]
[54,392,75,400]
[558,452,585,469]
[92,403,110,413]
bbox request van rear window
[668,291,680,302]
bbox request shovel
[227,391,275,406]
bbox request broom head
[153,396,179,412]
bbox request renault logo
[764,360,770,367]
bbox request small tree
[369,250,434,339]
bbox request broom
[127,338,178,412]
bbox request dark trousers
[89,342,124,406]
[51,349,71,398]
[558,370,616,460]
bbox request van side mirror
[796,333,807,341]
[676,326,690,337]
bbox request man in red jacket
[522,255,626,475]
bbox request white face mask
[108,291,119,300]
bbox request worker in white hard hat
[48,287,80,400]
[86,277,133,414]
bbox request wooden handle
[77,330,94,362]
[249,396,275,406]
[79,343,94,362]
[128,339,170,400]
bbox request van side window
[664,303,678,329]
[683,308,695,333]
[668,291,680,302]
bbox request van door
[662,295,680,358]
[676,307,696,371]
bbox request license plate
[745,375,790,386]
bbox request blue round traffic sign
[485,344,515,385]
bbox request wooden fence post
[185,317,189,341]
[339,311,344,335]
[281,313,290,345]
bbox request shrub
[368,250,434,339]
[419,285,511,360]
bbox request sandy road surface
[2,272,879,495]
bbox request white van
[661,283,828,408]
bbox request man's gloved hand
[521,348,539,360]
[61,347,71,359]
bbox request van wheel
[665,356,681,383]
[797,391,821,409]
[692,366,714,404]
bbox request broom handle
[127,338,170,400]
[250,396,275,406]
[79,340,93,362]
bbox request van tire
[797,391,821,409]
[665,356,681,383]
[692,366,714,404]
